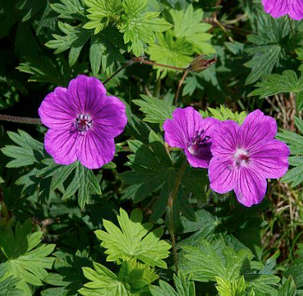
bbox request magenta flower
[262,0,303,20]
[163,107,219,168]
[38,75,127,169]
[209,110,289,207]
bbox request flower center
[75,114,92,132]
[188,130,211,156]
[234,148,249,166]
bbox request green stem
[167,159,188,272]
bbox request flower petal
[288,0,303,20]
[76,130,116,169]
[209,156,238,194]
[163,107,217,149]
[67,75,107,113]
[211,120,240,157]
[234,167,267,207]
[239,110,277,150]
[249,139,290,179]
[44,129,78,165]
[262,0,288,18]
[38,87,76,129]
[92,95,127,138]
[184,147,211,168]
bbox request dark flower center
[234,148,250,166]
[75,114,92,132]
[188,130,211,156]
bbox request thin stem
[287,15,295,37]
[174,70,189,105]
[0,114,41,125]
[103,56,187,86]
[167,159,188,272]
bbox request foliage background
[1,0,303,295]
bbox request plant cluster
[1,0,303,295]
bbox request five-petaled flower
[209,110,290,207]
[262,0,303,20]
[38,75,127,169]
[163,107,219,168]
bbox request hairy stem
[0,114,41,125]
[167,159,188,272]
[174,70,189,105]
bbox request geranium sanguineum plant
[262,0,303,20]
[163,107,219,168]
[38,75,127,169]
[209,110,290,207]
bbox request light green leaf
[95,208,171,268]
[120,0,171,56]
[133,94,176,125]
[150,271,195,296]
[0,276,23,296]
[0,220,55,296]
[215,276,246,296]
[83,0,123,34]
[170,5,214,54]
[79,259,158,295]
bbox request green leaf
[205,105,247,124]
[42,250,92,296]
[46,23,91,67]
[215,276,246,296]
[150,270,195,296]
[147,30,194,77]
[51,0,85,20]
[244,45,281,85]
[1,129,44,168]
[133,95,176,125]
[285,244,303,288]
[180,239,279,295]
[89,34,106,75]
[0,276,23,296]
[79,259,158,295]
[0,220,55,296]
[276,118,303,187]
[249,70,303,110]
[244,13,290,85]
[170,5,214,54]
[120,0,171,56]
[278,277,296,296]
[95,208,171,268]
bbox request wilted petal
[76,130,116,169]
[209,156,238,194]
[250,139,290,178]
[44,129,78,165]
[234,168,267,207]
[239,110,277,149]
[38,87,76,130]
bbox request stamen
[188,129,211,155]
[234,148,249,166]
[75,114,92,132]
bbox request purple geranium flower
[38,75,127,169]
[262,0,303,20]
[163,107,218,168]
[209,110,290,207]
